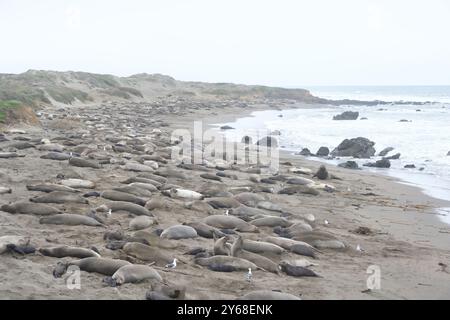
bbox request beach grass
[0,100,22,122]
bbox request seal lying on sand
[103,264,163,286]
[69,157,101,169]
[233,192,266,207]
[108,201,153,216]
[123,242,173,265]
[264,236,316,258]
[40,152,71,161]
[207,197,241,209]
[26,184,79,193]
[30,191,88,204]
[250,216,292,228]
[60,179,95,189]
[279,261,319,277]
[214,236,231,256]
[237,290,301,300]
[39,214,103,227]
[231,236,279,274]
[101,190,146,206]
[53,258,131,277]
[202,215,258,233]
[293,231,346,249]
[129,216,155,230]
[184,222,225,239]
[0,186,12,194]
[160,225,197,240]
[0,236,30,254]
[39,245,101,258]
[1,202,60,216]
[194,256,257,272]
[241,239,284,255]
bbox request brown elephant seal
[0,236,30,254]
[128,182,158,192]
[69,157,101,169]
[237,290,301,300]
[273,222,313,238]
[231,236,279,274]
[202,215,258,233]
[194,256,257,272]
[250,216,292,228]
[279,261,319,277]
[26,184,79,193]
[129,216,156,230]
[39,214,103,227]
[233,192,266,207]
[145,283,186,300]
[1,201,60,216]
[313,165,329,180]
[184,200,216,215]
[279,185,320,196]
[160,225,198,240]
[113,185,153,198]
[53,257,131,277]
[256,201,284,213]
[155,167,187,180]
[101,190,146,206]
[39,245,101,258]
[0,186,12,194]
[60,179,95,189]
[242,239,284,255]
[264,236,316,258]
[30,191,88,204]
[137,173,167,184]
[228,205,267,219]
[207,197,241,209]
[108,201,153,216]
[292,231,346,249]
[184,222,226,239]
[0,152,25,158]
[41,152,72,161]
[103,264,163,286]
[214,236,231,256]
[123,242,173,266]
[145,197,171,211]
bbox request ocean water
[215,86,450,224]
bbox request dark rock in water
[404,164,416,168]
[331,137,375,158]
[363,159,391,168]
[313,165,329,180]
[316,146,330,157]
[379,147,394,157]
[338,161,360,170]
[220,125,234,130]
[383,153,400,160]
[256,136,278,148]
[419,167,425,171]
[333,111,359,120]
[241,136,252,144]
[360,117,368,120]
[447,151,450,156]
[296,148,312,156]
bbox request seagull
[165,258,177,269]
[356,244,364,252]
[225,210,229,216]
[107,209,112,216]
[246,268,252,282]
[324,219,329,225]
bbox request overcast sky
[1,0,449,86]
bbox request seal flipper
[103,276,118,287]
[53,261,69,278]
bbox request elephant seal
[279,185,320,196]
[137,173,167,184]
[256,201,284,213]
[108,201,153,216]
[128,182,158,192]
[69,157,101,169]
[0,186,12,194]
[207,197,241,209]
[0,236,30,254]
[237,290,301,300]
[121,162,155,172]
[26,184,79,193]
[202,215,258,233]
[184,222,225,239]
[242,239,285,255]
[39,246,101,258]
[41,152,71,161]
[0,152,24,158]
[250,217,292,228]
[103,264,163,286]
[264,236,316,258]
[101,190,146,206]
[123,242,173,265]
[273,222,313,238]
[279,261,319,277]
[231,236,279,274]
[30,191,88,204]
[228,205,267,220]
[160,225,198,240]
[53,258,131,277]
[60,179,95,189]
[155,167,187,180]
[114,185,152,198]
[39,214,103,227]
[292,231,346,249]
[169,188,203,200]
[233,192,266,207]
[286,177,315,185]
[1,202,60,216]
[194,256,257,272]
[313,165,329,180]
[200,173,221,181]
[129,216,155,230]
[214,236,231,256]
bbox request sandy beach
[1,96,450,300]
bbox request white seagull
[324,219,329,225]
[225,210,229,216]
[165,258,177,269]
[356,244,364,252]
[246,268,252,282]
[107,209,112,216]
